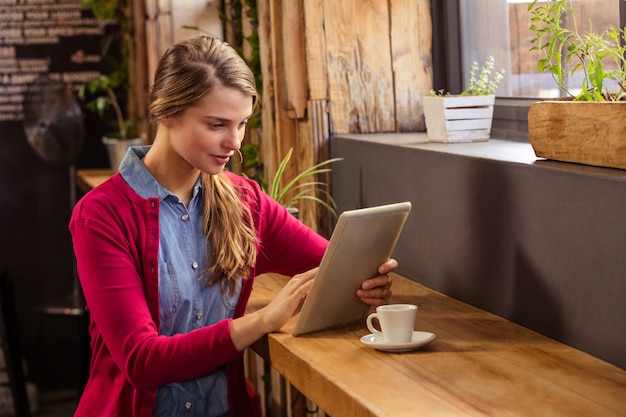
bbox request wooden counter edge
[246,273,626,417]
[76,169,114,193]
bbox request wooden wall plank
[257,0,278,182]
[308,99,333,236]
[260,0,326,232]
[239,1,262,163]
[143,0,174,87]
[282,0,307,118]
[323,0,396,134]
[303,0,332,234]
[221,0,432,232]
[294,120,318,231]
[131,0,150,139]
[303,0,328,100]
[268,0,294,187]
[273,0,319,231]
[390,0,432,132]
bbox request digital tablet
[292,201,412,336]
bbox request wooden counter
[247,273,626,417]
[76,169,114,193]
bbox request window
[432,0,626,138]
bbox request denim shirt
[120,146,240,417]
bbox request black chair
[0,268,31,417]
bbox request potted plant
[78,0,145,170]
[79,74,145,170]
[527,0,626,169]
[267,147,343,217]
[237,144,342,217]
[423,56,505,143]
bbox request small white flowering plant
[431,56,505,96]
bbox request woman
[69,36,396,416]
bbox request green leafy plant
[431,56,505,96]
[79,0,119,20]
[78,74,135,140]
[461,56,506,96]
[78,0,137,139]
[529,0,626,101]
[239,144,343,216]
[269,148,342,215]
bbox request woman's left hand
[356,258,398,311]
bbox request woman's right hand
[260,268,318,331]
[229,268,317,351]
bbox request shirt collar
[119,145,202,201]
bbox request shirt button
[191,261,198,270]
[185,401,192,410]
[196,310,203,320]
[181,214,189,221]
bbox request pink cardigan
[69,171,327,416]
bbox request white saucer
[360,331,436,352]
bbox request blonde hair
[149,36,258,292]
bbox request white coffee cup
[366,304,417,343]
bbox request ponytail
[201,172,257,294]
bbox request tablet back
[292,201,411,336]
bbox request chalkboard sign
[0,0,104,123]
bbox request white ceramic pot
[102,136,145,171]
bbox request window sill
[333,132,626,182]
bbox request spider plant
[267,148,343,216]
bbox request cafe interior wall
[250,0,433,235]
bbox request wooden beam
[322,0,396,134]
[131,0,151,140]
[282,0,307,118]
[303,0,328,100]
[390,0,433,132]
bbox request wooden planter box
[528,101,626,170]
[423,95,495,143]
